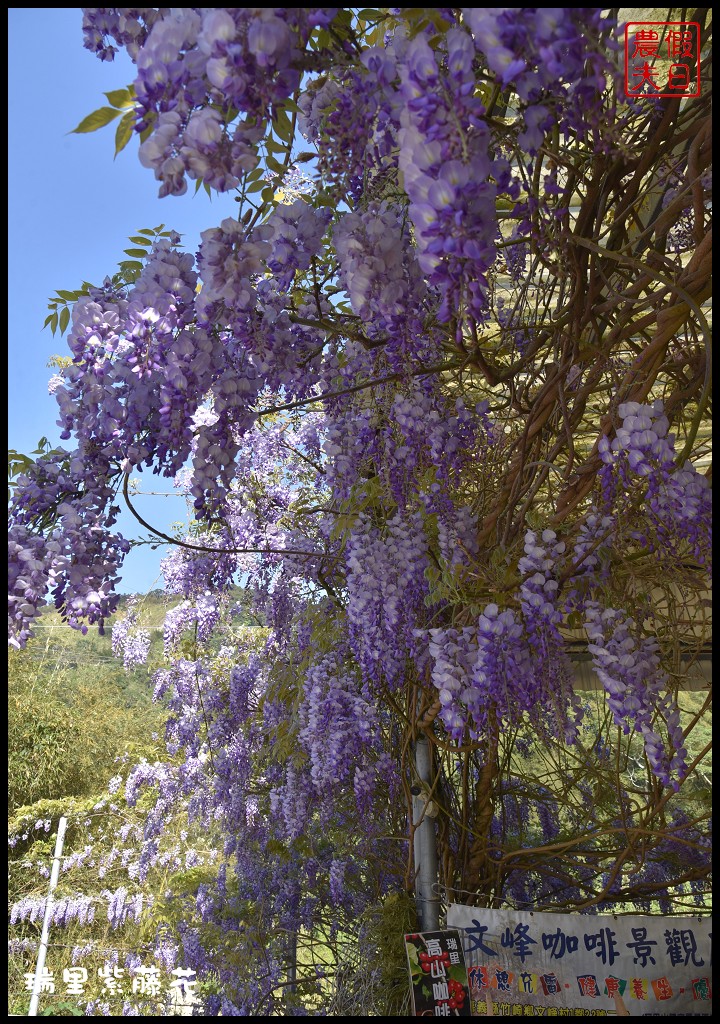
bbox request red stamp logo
[624,22,701,97]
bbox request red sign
[624,21,701,97]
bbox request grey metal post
[28,816,67,1016]
[285,929,297,1015]
[412,735,440,932]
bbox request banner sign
[405,930,472,1016]
[446,905,711,1017]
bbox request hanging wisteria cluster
[8,6,712,1016]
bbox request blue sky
[8,9,238,594]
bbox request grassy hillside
[8,594,172,812]
[8,587,258,813]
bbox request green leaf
[43,313,55,329]
[8,451,34,477]
[104,87,134,108]
[221,103,240,126]
[124,248,148,258]
[49,312,59,336]
[246,179,267,194]
[265,135,286,155]
[114,110,135,157]
[55,290,77,301]
[70,106,122,134]
[59,306,70,335]
[295,152,316,163]
[129,236,153,245]
[40,1001,83,1016]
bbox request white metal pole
[28,815,67,1016]
[412,735,440,932]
